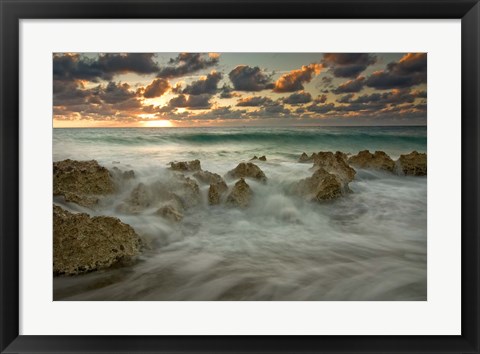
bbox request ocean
[53,126,427,301]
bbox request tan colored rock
[208,180,228,205]
[226,178,252,207]
[155,199,184,222]
[299,152,311,162]
[53,159,115,207]
[227,162,267,182]
[119,174,200,214]
[397,151,427,176]
[53,205,141,276]
[193,170,225,185]
[312,151,356,184]
[170,159,201,171]
[259,155,267,161]
[294,168,344,201]
[250,155,258,160]
[348,150,395,172]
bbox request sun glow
[143,120,174,128]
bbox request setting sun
[143,120,173,128]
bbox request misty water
[53,126,427,300]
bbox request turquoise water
[53,126,427,301]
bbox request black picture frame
[1,0,479,353]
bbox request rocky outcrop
[299,152,312,163]
[348,150,395,172]
[294,168,344,201]
[259,155,267,161]
[111,166,135,180]
[193,170,225,185]
[311,151,356,184]
[170,160,201,172]
[208,180,228,205]
[53,159,115,207]
[155,198,184,222]
[53,205,141,276]
[118,174,200,214]
[226,162,267,182]
[226,178,252,207]
[397,151,427,176]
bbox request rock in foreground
[53,159,115,207]
[397,151,427,176]
[227,162,267,182]
[226,178,252,207]
[208,180,228,205]
[348,150,395,172]
[53,205,141,276]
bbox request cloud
[182,71,222,95]
[168,94,212,110]
[322,53,377,78]
[273,63,323,93]
[283,91,312,105]
[53,53,160,82]
[228,65,274,91]
[157,53,219,78]
[314,94,328,104]
[332,76,366,93]
[365,53,427,89]
[143,78,171,98]
[236,96,273,107]
[306,102,336,114]
[97,82,137,104]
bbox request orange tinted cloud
[273,63,323,93]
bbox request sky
[53,52,427,128]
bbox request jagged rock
[170,160,201,171]
[155,199,184,222]
[111,166,135,180]
[227,162,267,182]
[118,174,200,214]
[335,151,348,162]
[312,151,356,184]
[53,205,141,276]
[53,159,115,207]
[397,151,427,176]
[193,170,225,185]
[348,150,395,172]
[294,168,344,201]
[250,156,258,160]
[208,180,228,205]
[259,155,267,161]
[226,178,252,207]
[299,152,311,162]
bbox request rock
[193,170,225,185]
[335,151,349,162]
[294,168,344,201]
[155,199,184,222]
[348,150,395,172]
[226,178,252,207]
[170,159,201,171]
[227,162,267,182]
[299,152,311,162]
[53,205,141,276]
[259,155,267,161]
[312,151,356,184]
[118,174,200,214]
[208,180,228,205]
[53,159,115,207]
[397,151,427,176]
[250,156,258,160]
[111,166,135,180]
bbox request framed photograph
[1,0,479,353]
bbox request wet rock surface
[348,150,396,172]
[397,151,427,176]
[170,160,201,171]
[53,205,141,276]
[227,162,267,182]
[226,178,253,207]
[294,168,344,201]
[53,159,115,207]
